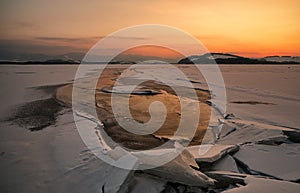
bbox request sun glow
[1,0,299,58]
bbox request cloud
[0,34,152,61]
[0,39,86,56]
[0,34,148,56]
[107,36,148,40]
[14,21,41,29]
[35,35,148,43]
[35,36,100,42]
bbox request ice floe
[223,175,300,193]
[212,155,239,173]
[187,144,239,163]
[74,110,215,188]
[217,120,293,145]
[128,174,166,193]
[143,149,215,187]
[233,143,300,181]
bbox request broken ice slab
[74,111,140,193]
[144,149,215,187]
[211,155,239,173]
[187,144,239,163]
[102,153,139,193]
[223,175,300,193]
[205,171,300,192]
[128,173,166,193]
[100,86,161,95]
[217,120,292,145]
[205,171,246,189]
[75,111,112,153]
[233,143,300,181]
[217,121,238,139]
[282,130,300,143]
[74,110,215,188]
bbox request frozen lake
[0,64,299,192]
[1,64,299,128]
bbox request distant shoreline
[1,52,299,65]
[1,62,299,65]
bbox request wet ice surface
[0,64,300,192]
[0,65,77,118]
[221,65,300,129]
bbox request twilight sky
[0,0,299,59]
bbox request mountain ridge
[1,52,299,64]
[178,53,300,64]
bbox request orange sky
[1,0,299,58]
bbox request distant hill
[178,53,300,64]
[1,52,300,64]
[263,56,300,63]
[0,58,80,64]
[0,52,84,64]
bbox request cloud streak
[13,21,41,29]
[35,35,148,43]
[0,39,86,56]
[35,36,100,42]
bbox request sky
[0,0,299,60]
